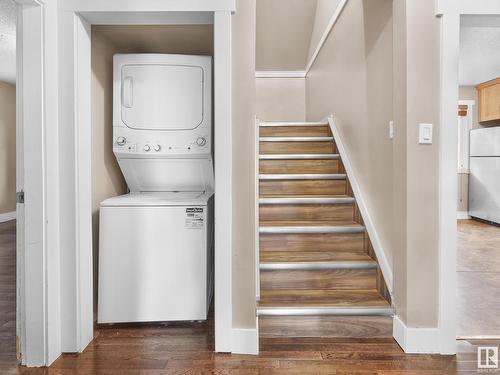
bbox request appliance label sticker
[185,208,204,228]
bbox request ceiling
[460,15,500,86]
[0,0,16,84]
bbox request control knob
[116,136,127,146]
[144,144,151,152]
[154,144,161,152]
[196,137,207,147]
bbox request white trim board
[80,11,214,25]
[54,4,235,362]
[393,316,441,354]
[437,0,500,15]
[437,7,460,356]
[0,211,16,223]
[255,0,348,78]
[304,0,348,75]
[327,116,393,293]
[457,211,470,220]
[435,0,500,356]
[232,327,259,355]
[255,71,306,78]
[255,117,260,301]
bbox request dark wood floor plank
[0,219,497,375]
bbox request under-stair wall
[305,0,395,273]
[256,77,306,122]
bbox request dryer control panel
[113,129,211,158]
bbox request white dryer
[98,54,213,324]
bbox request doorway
[10,4,234,366]
[57,9,234,359]
[0,0,17,369]
[456,15,500,339]
[89,24,215,345]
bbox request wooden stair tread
[260,251,373,264]
[260,194,351,199]
[258,289,390,308]
[260,220,362,228]
[256,118,392,336]
[260,122,328,126]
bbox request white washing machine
[98,54,214,324]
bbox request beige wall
[91,29,128,316]
[0,81,16,215]
[306,0,441,328]
[92,25,213,55]
[256,78,306,122]
[306,0,394,270]
[91,25,214,316]
[232,0,257,328]
[308,0,342,61]
[394,0,440,327]
[392,0,408,322]
[256,0,317,71]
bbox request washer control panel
[114,131,210,156]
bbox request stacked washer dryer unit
[98,54,214,324]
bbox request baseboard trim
[232,325,259,355]
[0,211,16,223]
[457,211,471,220]
[393,316,440,353]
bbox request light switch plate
[389,121,394,139]
[419,123,433,144]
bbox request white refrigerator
[469,127,500,224]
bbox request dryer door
[121,64,205,130]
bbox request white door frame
[436,0,500,354]
[15,0,61,366]
[16,0,235,366]
[56,4,234,356]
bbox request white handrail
[254,0,349,79]
[255,117,261,301]
[305,0,349,75]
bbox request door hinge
[16,190,24,204]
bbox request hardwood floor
[0,220,17,373]
[2,219,500,374]
[457,219,500,338]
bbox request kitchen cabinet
[477,77,500,123]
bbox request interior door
[16,2,47,366]
[15,31,24,364]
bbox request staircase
[257,120,393,338]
